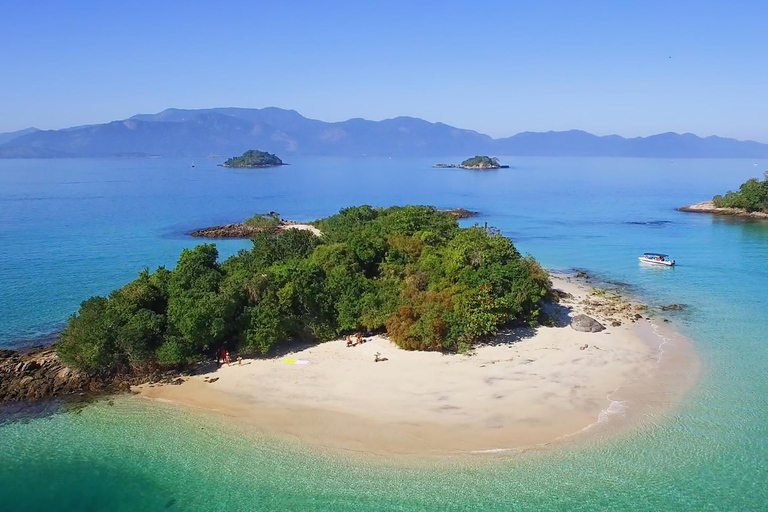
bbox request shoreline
[190,209,479,238]
[136,274,700,456]
[190,220,322,239]
[678,200,768,220]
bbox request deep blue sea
[1,156,767,510]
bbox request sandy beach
[137,275,698,455]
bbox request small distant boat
[639,252,675,266]
[191,161,195,168]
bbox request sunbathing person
[346,335,354,347]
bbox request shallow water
[1,156,767,510]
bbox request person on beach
[356,333,363,345]
[237,356,242,366]
[224,351,232,365]
[346,335,354,347]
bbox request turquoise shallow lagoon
[1,157,767,510]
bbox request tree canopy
[58,206,551,373]
[223,150,283,168]
[461,156,500,169]
[713,172,768,212]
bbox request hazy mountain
[1,108,766,159]
[0,127,39,146]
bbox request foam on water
[597,400,630,423]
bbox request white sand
[279,223,322,236]
[138,275,697,455]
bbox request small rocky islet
[434,155,509,170]
[220,149,285,168]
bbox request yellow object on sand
[284,359,297,364]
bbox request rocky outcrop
[440,208,480,219]
[190,223,265,238]
[191,220,322,239]
[0,347,186,404]
[570,314,605,333]
[1,348,108,402]
[574,288,649,325]
[661,304,685,311]
[678,201,768,220]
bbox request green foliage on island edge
[243,212,281,230]
[57,206,552,373]
[223,150,283,168]
[713,172,768,212]
[461,156,500,168]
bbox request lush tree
[58,297,117,372]
[223,150,283,168]
[58,206,552,372]
[713,175,768,212]
[460,156,501,169]
[166,245,233,361]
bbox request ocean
[1,156,767,510]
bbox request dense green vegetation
[713,172,768,212]
[243,212,281,230]
[461,156,500,169]
[58,206,551,373]
[223,150,283,168]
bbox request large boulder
[570,314,605,333]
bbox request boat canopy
[643,253,669,257]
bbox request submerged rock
[661,304,685,311]
[570,314,605,333]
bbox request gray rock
[570,314,605,333]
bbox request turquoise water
[1,157,767,510]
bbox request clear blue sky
[1,0,767,141]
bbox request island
[0,205,693,454]
[191,212,321,238]
[221,149,284,168]
[434,155,509,170]
[440,207,480,219]
[12,206,553,382]
[679,173,768,220]
[191,209,479,239]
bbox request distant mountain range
[0,127,39,146]
[1,107,767,159]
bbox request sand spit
[137,275,698,455]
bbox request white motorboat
[638,253,675,266]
